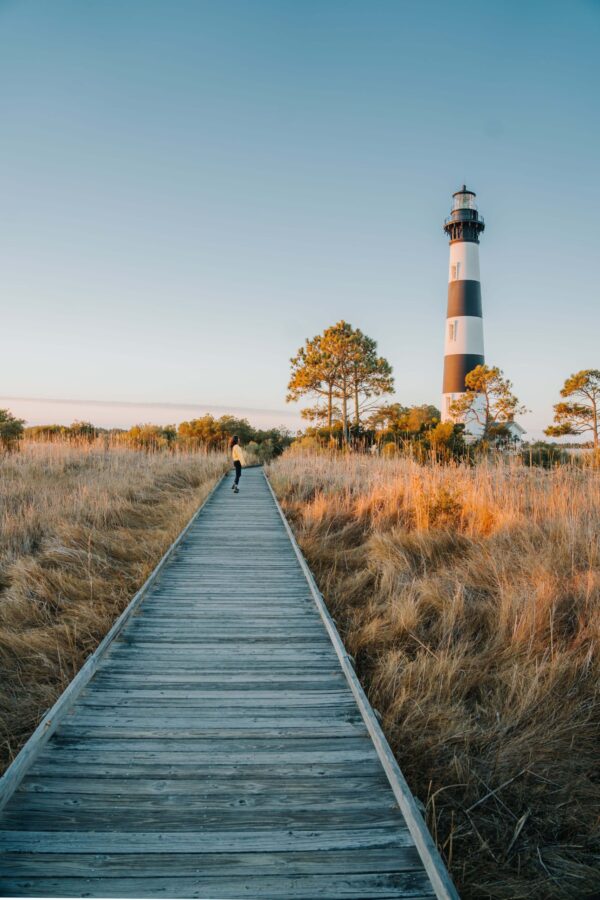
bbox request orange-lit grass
[269,452,600,900]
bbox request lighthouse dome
[452,186,478,212]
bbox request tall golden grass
[268,452,600,900]
[0,441,228,774]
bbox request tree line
[0,412,292,459]
[286,320,600,454]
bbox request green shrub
[0,409,25,451]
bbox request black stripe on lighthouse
[443,353,485,394]
[446,280,482,318]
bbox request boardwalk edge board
[263,469,459,900]
[0,472,227,814]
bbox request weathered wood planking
[0,467,457,899]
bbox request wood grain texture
[0,872,434,899]
[0,467,448,898]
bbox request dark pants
[233,460,242,486]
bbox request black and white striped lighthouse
[442,186,485,432]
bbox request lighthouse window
[451,262,461,280]
[448,320,458,341]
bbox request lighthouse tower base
[442,391,486,440]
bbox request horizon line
[0,395,296,418]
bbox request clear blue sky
[1,0,599,436]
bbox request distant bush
[177,415,291,458]
[0,408,25,451]
[124,424,177,451]
[521,442,570,468]
[24,424,70,442]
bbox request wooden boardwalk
[0,467,456,899]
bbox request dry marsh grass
[268,452,600,899]
[0,442,228,774]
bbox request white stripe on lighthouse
[444,315,484,356]
[448,241,480,282]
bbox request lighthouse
[441,186,485,434]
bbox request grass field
[0,442,228,774]
[268,452,600,900]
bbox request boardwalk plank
[8,792,397,815]
[1,872,434,899]
[3,808,404,831]
[77,689,354,703]
[0,847,423,877]
[0,827,414,853]
[26,760,387,779]
[89,674,348,687]
[59,722,366,734]
[16,775,391,796]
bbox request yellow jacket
[232,444,245,465]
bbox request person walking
[230,435,245,493]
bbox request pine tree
[545,369,600,449]
[287,322,394,442]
